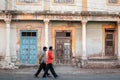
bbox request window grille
[19,0,38,3]
[54,0,74,3]
[108,0,118,4]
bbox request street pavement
[0,65,120,80]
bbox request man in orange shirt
[42,46,58,80]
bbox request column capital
[117,20,120,24]
[4,15,12,24]
[81,17,88,24]
[44,18,50,24]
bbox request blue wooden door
[20,30,38,64]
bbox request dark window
[27,32,31,36]
[32,32,36,36]
[56,32,66,37]
[106,41,113,46]
[106,34,113,39]
[22,31,36,37]
[22,32,26,36]
[66,32,71,37]
[56,32,71,37]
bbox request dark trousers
[43,63,58,78]
[35,62,49,76]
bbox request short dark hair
[43,46,47,51]
[49,46,52,50]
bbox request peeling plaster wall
[86,22,103,57]
[50,21,82,56]
[0,0,6,10]
[0,21,6,56]
[11,0,44,12]
[50,0,82,11]
[10,22,17,60]
[86,22,117,57]
[10,21,44,60]
[2,0,120,13]
[75,25,82,57]
[87,0,120,12]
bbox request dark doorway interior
[105,29,115,56]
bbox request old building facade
[0,0,120,68]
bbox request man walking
[34,46,50,77]
[42,46,58,80]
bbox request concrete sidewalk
[1,65,120,75]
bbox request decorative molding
[88,16,118,21]
[44,18,50,24]
[50,15,81,21]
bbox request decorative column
[81,18,87,60]
[44,18,49,47]
[118,21,120,60]
[4,15,11,63]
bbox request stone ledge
[88,57,118,61]
[0,60,18,69]
[84,61,120,69]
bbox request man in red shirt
[42,46,58,80]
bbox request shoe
[55,76,59,80]
[42,77,47,80]
[34,74,38,78]
[47,74,51,77]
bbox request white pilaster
[4,15,11,63]
[44,18,49,47]
[81,19,87,60]
[118,21,120,60]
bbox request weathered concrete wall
[75,24,82,57]
[11,0,44,11]
[86,22,117,57]
[49,21,68,47]
[3,0,120,13]
[116,26,118,56]
[0,21,6,57]
[50,0,82,11]
[50,21,82,56]
[0,0,120,13]
[1,20,117,62]
[10,22,17,61]
[0,0,6,10]
[7,0,83,12]
[11,21,44,60]
[87,0,120,12]
[86,22,103,57]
